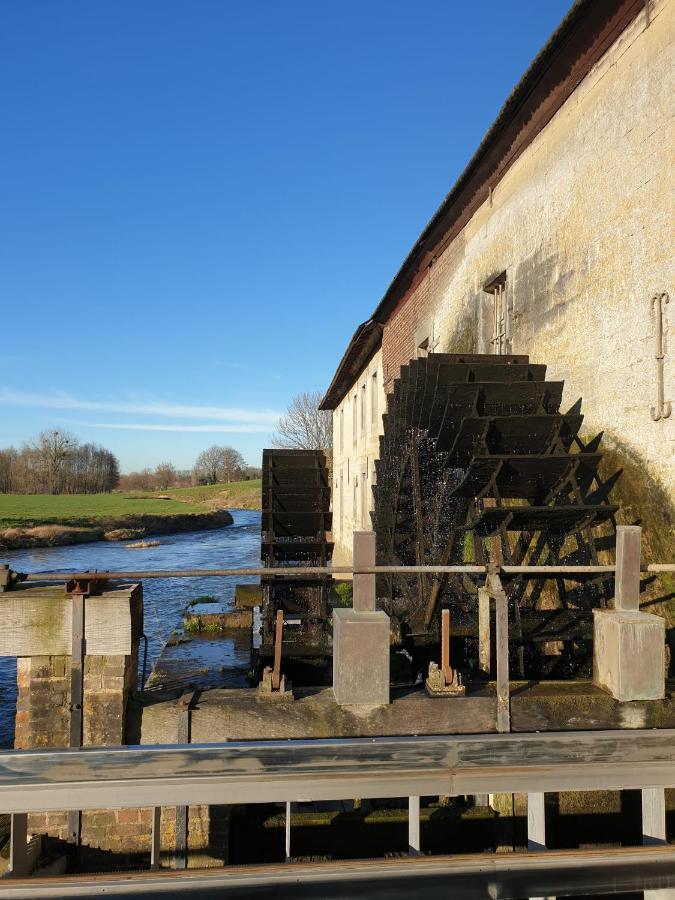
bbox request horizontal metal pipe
[4,846,674,899]
[14,562,673,583]
[0,730,673,814]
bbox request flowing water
[0,509,261,747]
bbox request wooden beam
[478,587,491,675]
[0,584,141,657]
[642,788,666,846]
[408,796,420,857]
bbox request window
[417,336,430,358]
[361,383,366,435]
[371,371,378,428]
[339,473,343,533]
[361,462,368,527]
[352,392,357,445]
[339,408,344,452]
[485,272,510,354]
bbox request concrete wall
[375,0,673,563]
[331,347,385,566]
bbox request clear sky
[1,0,570,472]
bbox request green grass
[0,492,210,529]
[167,479,261,503]
[0,479,262,529]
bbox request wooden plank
[0,584,140,657]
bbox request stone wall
[330,347,386,566]
[376,0,673,566]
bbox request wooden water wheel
[373,353,621,677]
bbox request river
[0,509,261,747]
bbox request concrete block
[593,609,665,701]
[333,608,389,706]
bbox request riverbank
[0,509,235,550]
[0,488,245,550]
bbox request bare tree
[273,391,332,452]
[154,461,177,491]
[193,445,245,485]
[0,432,119,494]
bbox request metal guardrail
[2,730,674,813]
[4,846,675,899]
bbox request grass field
[0,479,262,529]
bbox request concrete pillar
[353,531,376,612]
[408,796,420,856]
[333,532,390,707]
[285,801,292,861]
[614,525,641,611]
[593,526,665,701]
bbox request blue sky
[0,0,569,472]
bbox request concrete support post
[333,532,389,707]
[642,788,666,846]
[9,813,28,876]
[614,525,641,611]
[408,796,420,857]
[353,531,376,612]
[478,587,491,676]
[593,526,665,701]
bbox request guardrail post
[285,801,292,861]
[150,807,161,870]
[642,788,666,846]
[9,813,28,876]
[527,793,546,851]
[408,796,421,856]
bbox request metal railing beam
[0,730,673,814]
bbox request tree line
[0,430,119,494]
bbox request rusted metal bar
[9,563,673,583]
[440,609,453,686]
[271,610,283,691]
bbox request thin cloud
[84,422,272,433]
[0,388,281,425]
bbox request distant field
[0,493,208,529]
[0,479,262,529]
[167,479,261,507]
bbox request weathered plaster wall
[381,0,674,562]
[331,347,385,566]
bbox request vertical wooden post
[527,793,546,851]
[174,692,197,869]
[614,525,641,611]
[150,807,161,870]
[642,788,666,846]
[353,531,376,612]
[408,796,421,857]
[9,813,28,876]
[285,801,292,861]
[68,591,85,847]
[478,587,491,676]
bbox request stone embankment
[0,509,234,550]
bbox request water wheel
[372,353,621,677]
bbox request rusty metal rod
[13,562,673,582]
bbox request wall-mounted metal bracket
[650,292,671,421]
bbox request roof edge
[319,320,383,410]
